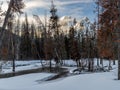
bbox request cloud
[0,0,8,11]
[23,0,95,22]
[24,0,94,11]
[0,0,95,22]
[25,0,49,10]
[56,0,93,5]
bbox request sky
[0,0,96,22]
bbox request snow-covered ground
[0,65,119,90]
[0,60,77,74]
[0,60,43,73]
[0,59,117,73]
[0,59,119,90]
[0,73,54,90]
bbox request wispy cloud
[0,0,95,22]
[25,0,94,11]
[25,0,49,10]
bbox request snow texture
[0,59,119,90]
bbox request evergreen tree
[69,26,80,67]
[49,0,62,66]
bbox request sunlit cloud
[24,0,94,11]
[0,0,95,22]
[25,0,49,10]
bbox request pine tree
[49,0,62,66]
[64,36,70,59]
[69,26,80,67]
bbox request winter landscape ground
[0,60,119,90]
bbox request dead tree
[49,0,62,66]
[0,0,24,73]
[15,17,21,60]
[0,0,24,51]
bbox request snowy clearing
[0,68,119,90]
[0,60,43,74]
[0,60,77,74]
[0,59,119,90]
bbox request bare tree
[0,0,24,53]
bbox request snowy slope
[59,16,94,35]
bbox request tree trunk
[97,58,99,67]
[49,59,52,72]
[113,60,115,65]
[118,0,120,80]
[118,45,120,79]
[100,58,103,67]
[0,0,13,59]
[108,59,112,70]
[0,0,13,42]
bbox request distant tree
[69,26,80,67]
[20,14,32,60]
[64,36,70,59]
[44,30,54,70]
[30,23,38,59]
[14,17,21,60]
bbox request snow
[63,59,77,66]
[0,59,119,90]
[0,68,119,90]
[0,60,43,74]
[0,59,76,74]
[0,73,54,90]
[0,60,119,90]
[59,16,94,34]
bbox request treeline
[0,0,119,72]
[0,12,114,71]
